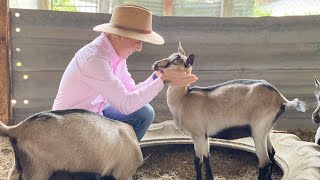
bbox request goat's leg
[8,160,20,180]
[267,134,276,165]
[253,133,272,180]
[194,154,203,180]
[193,135,213,180]
[203,154,213,180]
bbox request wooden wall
[10,9,320,129]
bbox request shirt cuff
[152,73,158,80]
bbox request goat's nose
[313,113,320,124]
[153,63,160,71]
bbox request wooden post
[220,0,233,17]
[38,0,49,10]
[163,0,173,16]
[98,0,110,13]
[0,0,12,125]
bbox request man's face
[118,37,143,59]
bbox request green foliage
[253,1,272,17]
[50,0,78,12]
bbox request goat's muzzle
[152,61,166,74]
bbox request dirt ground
[0,128,316,180]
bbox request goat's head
[153,42,195,74]
[313,76,320,124]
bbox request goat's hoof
[258,163,272,180]
[205,175,213,180]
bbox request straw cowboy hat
[93,4,164,45]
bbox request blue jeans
[102,104,155,141]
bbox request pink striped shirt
[52,33,164,115]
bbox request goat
[0,109,143,180]
[152,42,306,180]
[312,76,320,145]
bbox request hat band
[109,23,152,34]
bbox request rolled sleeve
[80,56,164,115]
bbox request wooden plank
[10,9,109,28]
[0,0,11,125]
[11,44,82,71]
[12,96,317,130]
[12,69,316,100]
[10,42,320,71]
[10,9,320,44]
[11,22,320,46]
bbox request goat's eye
[172,59,182,65]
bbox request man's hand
[158,69,198,86]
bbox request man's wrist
[152,73,158,80]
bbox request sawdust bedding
[0,128,315,180]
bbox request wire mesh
[40,0,320,17]
[50,0,99,13]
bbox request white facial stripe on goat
[167,52,187,64]
[315,90,320,103]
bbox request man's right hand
[159,69,198,86]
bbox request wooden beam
[0,0,12,125]
[163,0,173,16]
[220,0,233,17]
[38,0,49,10]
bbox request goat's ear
[315,76,320,88]
[185,54,195,68]
[178,41,186,56]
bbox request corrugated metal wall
[10,8,320,130]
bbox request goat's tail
[281,94,307,112]
[136,154,151,171]
[0,121,10,137]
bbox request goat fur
[152,42,306,180]
[0,109,143,180]
[313,76,320,145]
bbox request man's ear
[115,35,123,42]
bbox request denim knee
[136,104,155,125]
[134,104,155,141]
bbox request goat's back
[176,80,285,134]
[8,109,143,177]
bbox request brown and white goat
[0,109,143,180]
[153,43,306,180]
[313,76,320,145]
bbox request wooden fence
[9,8,320,129]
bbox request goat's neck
[166,85,188,106]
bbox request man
[52,4,198,141]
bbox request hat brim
[93,23,164,45]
